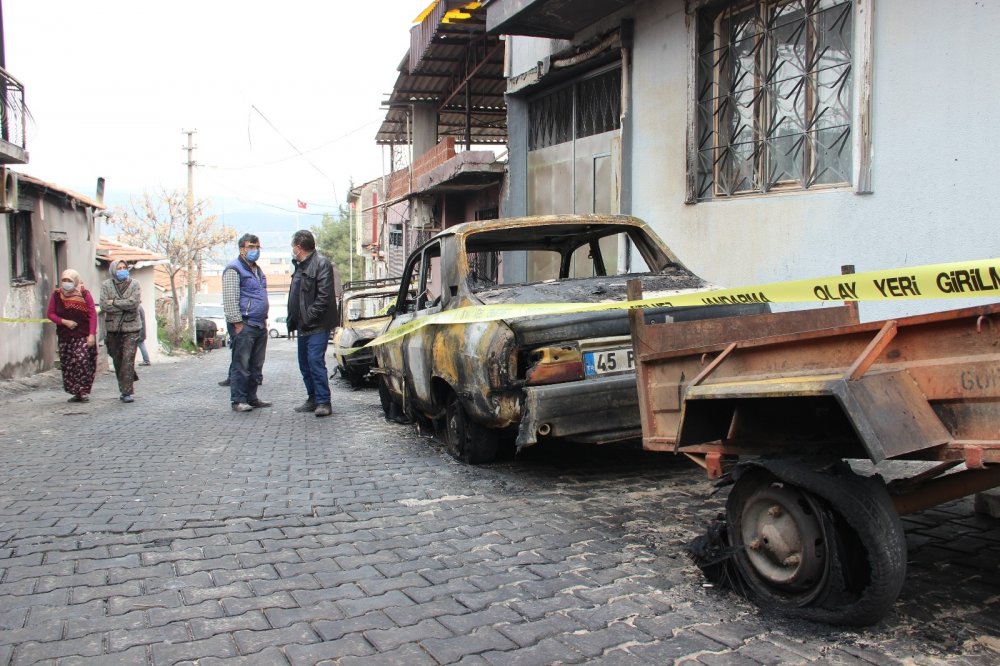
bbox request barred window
[695,0,854,199]
[529,68,621,151]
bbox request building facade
[488,0,1000,320]
[2,175,105,379]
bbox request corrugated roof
[376,2,507,146]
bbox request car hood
[473,270,766,346]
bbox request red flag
[296,199,307,210]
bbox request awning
[376,1,507,146]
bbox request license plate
[584,347,636,377]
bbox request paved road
[0,341,998,665]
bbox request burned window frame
[8,211,34,285]
[688,0,872,201]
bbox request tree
[311,206,354,275]
[114,189,235,345]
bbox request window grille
[695,0,853,199]
[577,69,622,139]
[529,68,622,151]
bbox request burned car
[332,278,402,386]
[372,214,767,463]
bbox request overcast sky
[5,0,423,217]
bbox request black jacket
[288,252,339,336]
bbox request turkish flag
[296,199,307,210]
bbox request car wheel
[269,328,279,338]
[377,375,409,423]
[445,393,498,464]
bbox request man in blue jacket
[287,229,339,417]
[222,233,272,412]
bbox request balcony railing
[0,67,27,164]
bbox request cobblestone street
[1,341,999,665]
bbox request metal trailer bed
[627,282,1000,625]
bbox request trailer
[628,283,1000,625]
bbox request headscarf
[109,259,130,282]
[58,268,87,309]
[60,269,82,296]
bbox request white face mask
[61,280,76,292]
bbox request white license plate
[584,347,636,376]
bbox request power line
[202,119,382,171]
[248,104,342,208]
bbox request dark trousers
[229,324,267,404]
[297,332,331,405]
[106,332,139,396]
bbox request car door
[402,240,443,410]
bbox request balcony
[0,67,27,164]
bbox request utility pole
[183,130,197,346]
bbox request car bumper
[516,372,641,449]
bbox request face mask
[245,248,260,262]
[61,280,75,292]
[115,269,129,281]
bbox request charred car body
[332,278,403,386]
[373,215,767,463]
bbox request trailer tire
[726,461,906,626]
[445,393,498,464]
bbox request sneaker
[314,404,332,417]
[293,400,316,413]
[67,395,83,403]
[218,378,231,387]
[120,394,134,403]
[80,395,89,403]
[248,399,272,408]
[139,361,151,366]
[231,402,253,412]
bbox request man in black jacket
[287,230,339,417]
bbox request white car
[194,304,229,346]
[269,316,289,338]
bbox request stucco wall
[628,0,1000,320]
[505,0,1000,321]
[1,192,102,379]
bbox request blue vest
[226,258,269,328]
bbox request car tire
[269,329,279,338]
[445,393,498,465]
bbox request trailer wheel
[445,393,498,464]
[726,464,906,626]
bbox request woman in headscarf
[46,268,98,402]
[100,258,142,403]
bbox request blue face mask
[115,269,129,281]
[245,248,260,262]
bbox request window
[694,0,854,199]
[529,68,622,151]
[8,212,34,284]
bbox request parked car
[194,304,228,347]
[332,279,405,386]
[372,214,769,463]
[269,316,289,339]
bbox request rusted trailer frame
[628,290,1000,625]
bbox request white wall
[626,0,1000,321]
[504,0,1000,321]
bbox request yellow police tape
[0,317,52,324]
[352,256,1000,352]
